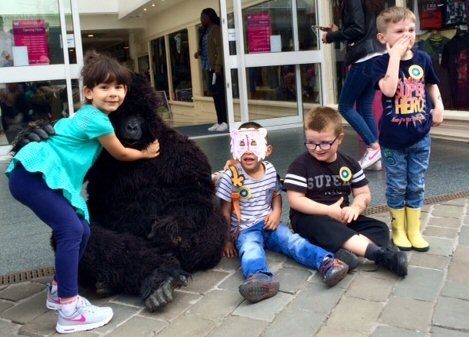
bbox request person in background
[373,6,444,252]
[194,8,228,132]
[217,122,349,303]
[321,0,386,170]
[5,50,160,334]
[284,106,408,278]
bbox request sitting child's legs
[265,223,348,287]
[236,222,270,278]
[236,222,279,303]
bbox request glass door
[220,0,327,129]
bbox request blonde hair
[304,106,343,136]
[376,6,416,33]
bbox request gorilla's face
[115,114,144,146]
[110,111,156,150]
[108,74,163,150]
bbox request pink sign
[12,19,50,65]
[247,13,271,53]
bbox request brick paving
[1,198,468,337]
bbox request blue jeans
[235,221,332,278]
[338,59,378,146]
[381,134,431,209]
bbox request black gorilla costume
[13,74,227,312]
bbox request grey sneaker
[56,299,113,334]
[239,272,279,303]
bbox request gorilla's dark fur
[14,74,227,312]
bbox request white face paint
[230,128,268,161]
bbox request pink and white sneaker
[56,300,113,334]
[359,146,381,169]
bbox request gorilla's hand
[11,120,55,155]
[142,269,190,312]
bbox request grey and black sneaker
[318,257,349,287]
[335,249,359,271]
[239,272,279,303]
[375,246,408,277]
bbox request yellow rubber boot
[405,207,429,252]
[390,208,411,251]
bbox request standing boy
[284,107,408,277]
[373,6,444,252]
[216,122,349,303]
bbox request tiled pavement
[1,197,469,337]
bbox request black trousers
[208,69,227,124]
[292,214,390,252]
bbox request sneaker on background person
[365,159,382,171]
[215,122,228,132]
[318,257,349,287]
[359,145,381,169]
[208,123,220,131]
[238,272,280,303]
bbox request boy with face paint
[216,122,349,303]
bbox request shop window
[169,29,192,102]
[0,0,75,68]
[0,79,74,145]
[244,64,320,104]
[408,0,469,110]
[150,37,169,97]
[243,0,294,53]
[297,0,320,51]
[228,0,318,55]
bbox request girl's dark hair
[81,50,131,90]
[201,8,221,26]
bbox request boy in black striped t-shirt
[216,122,348,304]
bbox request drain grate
[365,190,469,215]
[0,267,55,285]
[1,191,468,286]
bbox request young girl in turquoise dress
[5,50,160,334]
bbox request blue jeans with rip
[381,134,431,209]
[235,221,332,278]
[338,59,378,146]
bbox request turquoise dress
[5,105,114,222]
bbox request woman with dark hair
[321,0,386,170]
[194,7,228,132]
